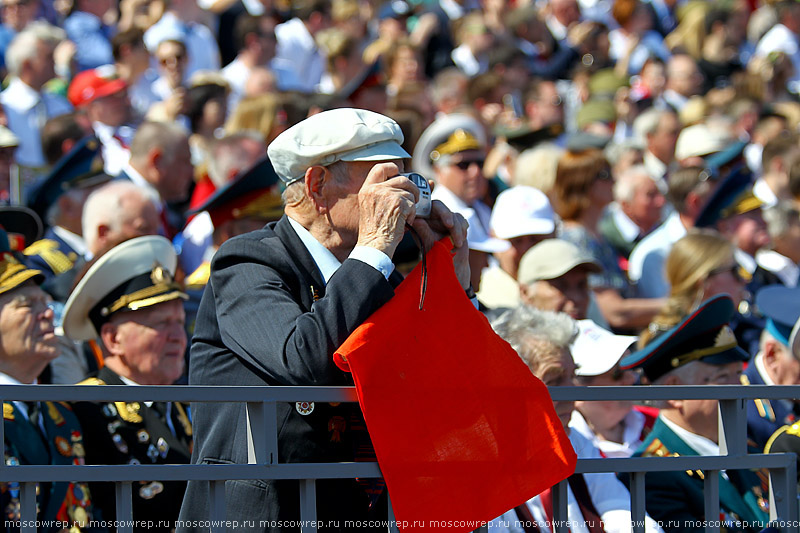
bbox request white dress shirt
[271,18,326,93]
[94,122,132,176]
[756,249,799,288]
[0,77,72,169]
[628,211,687,297]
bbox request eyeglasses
[707,264,745,283]
[158,54,185,66]
[596,168,613,181]
[454,159,485,170]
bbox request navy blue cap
[378,0,410,19]
[620,295,749,382]
[0,206,42,251]
[189,156,282,227]
[27,136,111,221]
[693,164,759,229]
[756,286,800,348]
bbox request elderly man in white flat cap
[179,108,470,532]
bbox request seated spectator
[62,236,192,530]
[569,319,648,458]
[0,0,43,72]
[759,202,800,287]
[477,186,555,309]
[40,113,90,166]
[63,0,114,71]
[113,28,159,119]
[599,165,665,264]
[553,148,663,331]
[222,15,276,111]
[517,238,600,322]
[619,295,768,533]
[608,0,670,75]
[638,229,744,349]
[270,0,329,92]
[742,286,800,450]
[489,305,663,533]
[147,38,189,123]
[0,251,96,528]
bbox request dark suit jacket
[178,216,400,532]
[622,418,769,533]
[71,367,193,532]
[743,363,799,450]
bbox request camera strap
[405,224,427,310]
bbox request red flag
[334,239,576,532]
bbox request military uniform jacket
[23,228,80,281]
[178,215,401,532]
[3,400,95,532]
[742,363,799,451]
[71,367,193,532]
[626,418,769,533]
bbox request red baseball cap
[68,67,127,107]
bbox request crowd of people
[1,0,800,530]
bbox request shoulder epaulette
[641,438,670,458]
[740,374,750,386]
[185,262,211,289]
[77,377,106,386]
[23,239,74,274]
[3,403,13,421]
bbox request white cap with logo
[571,319,637,377]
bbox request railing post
[552,479,569,533]
[116,481,133,533]
[209,479,226,533]
[717,398,747,456]
[388,494,400,533]
[630,471,646,533]
[703,471,720,533]
[299,479,317,533]
[20,482,36,533]
[769,458,798,532]
[247,401,279,465]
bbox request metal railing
[0,384,798,533]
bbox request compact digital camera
[401,172,432,218]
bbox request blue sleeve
[64,14,114,71]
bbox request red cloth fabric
[334,239,576,532]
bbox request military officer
[619,295,769,533]
[0,244,95,530]
[742,286,800,450]
[23,137,110,281]
[62,236,192,532]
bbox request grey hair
[632,107,672,142]
[613,164,652,203]
[129,121,187,165]
[491,305,577,359]
[763,201,800,240]
[281,160,350,206]
[6,22,65,77]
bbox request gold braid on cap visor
[669,326,739,368]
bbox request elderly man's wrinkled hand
[411,200,471,289]
[356,163,419,258]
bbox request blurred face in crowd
[154,135,193,202]
[156,40,187,89]
[763,339,800,386]
[590,166,615,208]
[621,174,665,232]
[92,192,159,254]
[88,89,131,127]
[576,362,637,435]
[499,234,552,278]
[434,149,487,205]
[666,55,703,98]
[0,282,58,383]
[2,0,39,32]
[647,112,680,164]
[28,39,56,90]
[526,81,563,128]
[520,267,591,320]
[102,300,187,385]
[718,209,771,257]
[550,0,580,26]
[640,60,666,98]
[534,345,576,433]
[701,257,745,309]
[663,360,742,443]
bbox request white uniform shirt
[628,211,687,298]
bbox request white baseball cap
[267,108,410,184]
[674,123,734,161]
[571,319,637,376]
[490,186,555,240]
[464,208,510,253]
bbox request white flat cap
[267,108,410,184]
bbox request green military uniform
[632,417,769,533]
[72,367,192,532]
[3,397,95,530]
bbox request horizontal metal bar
[574,454,796,474]
[1,454,793,482]
[0,462,383,482]
[1,384,800,403]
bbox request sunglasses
[596,168,613,181]
[158,54,185,66]
[454,159,485,170]
[707,264,745,283]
